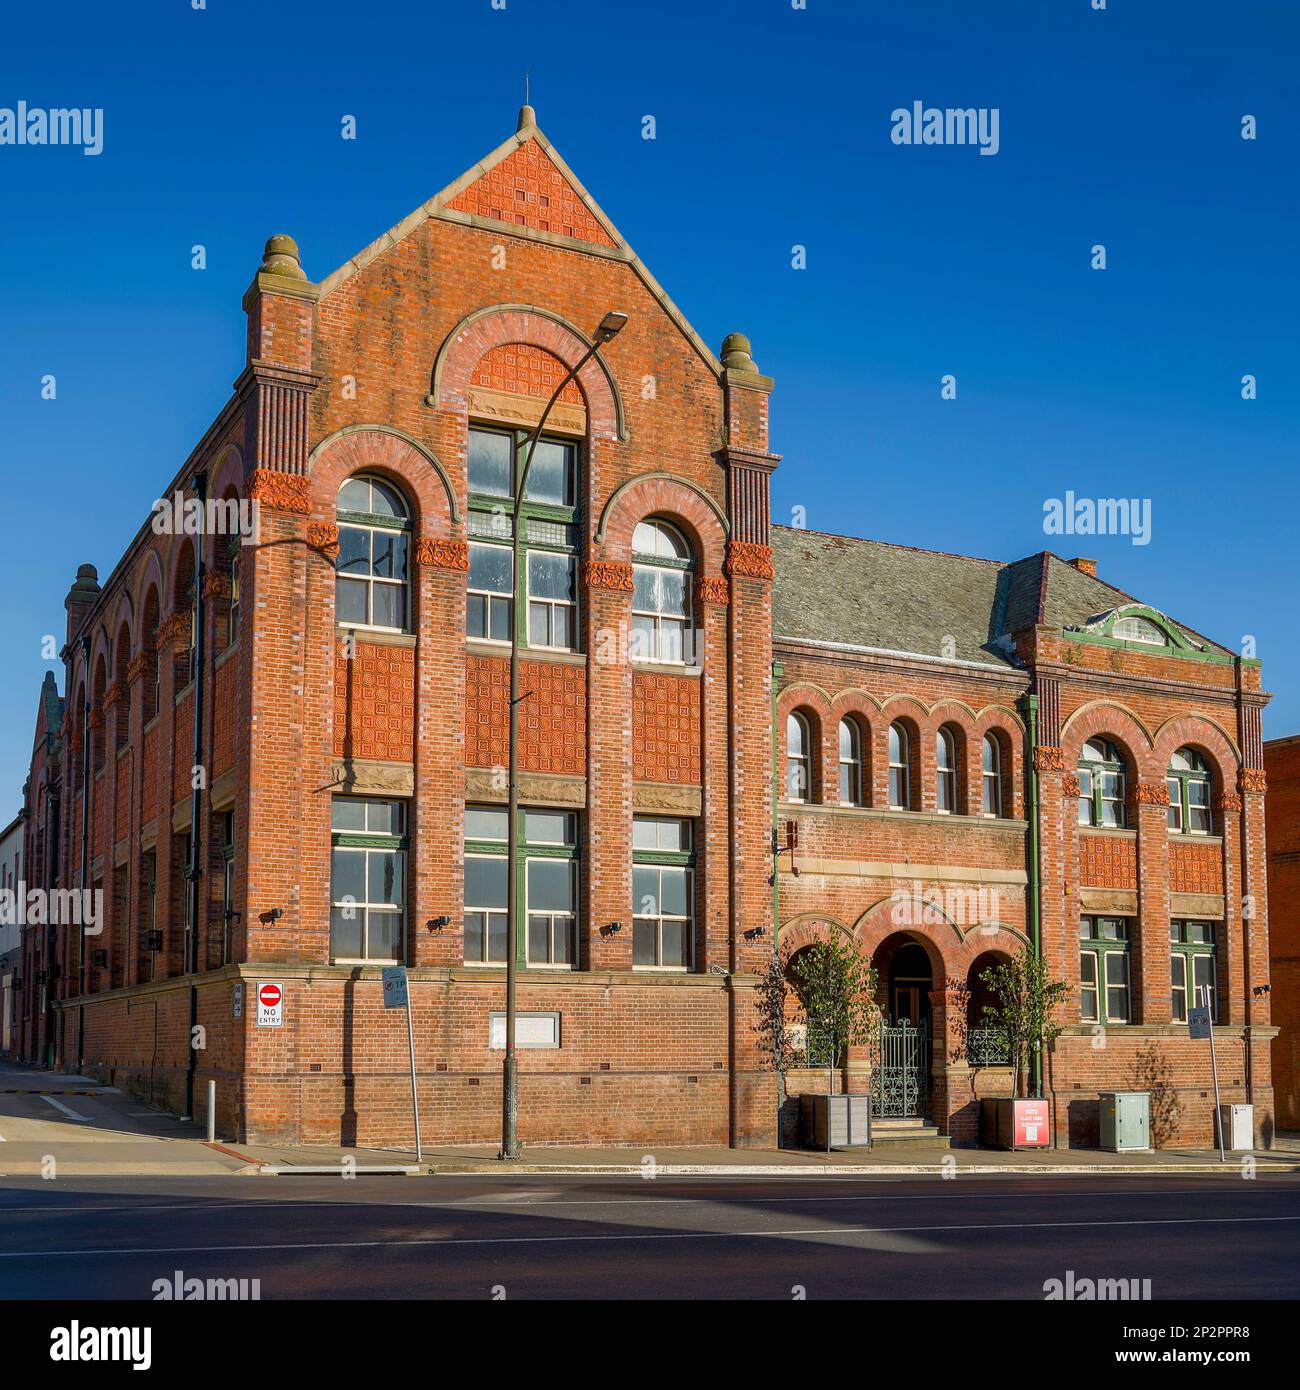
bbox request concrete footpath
[2,1062,1297,1178]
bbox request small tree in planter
[755,937,879,1097]
[790,936,880,1089]
[978,951,1070,1099]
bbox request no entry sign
[257,981,284,1028]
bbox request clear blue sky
[0,0,1296,813]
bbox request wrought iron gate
[872,1019,927,1118]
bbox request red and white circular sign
[258,983,282,1009]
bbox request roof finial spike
[518,70,536,133]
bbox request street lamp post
[500,310,627,1160]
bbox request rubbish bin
[1098,1091,1150,1151]
[1220,1104,1254,1151]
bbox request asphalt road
[2,1171,1297,1300]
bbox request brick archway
[307,425,458,538]
[431,305,623,441]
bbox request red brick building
[1265,736,1300,1132]
[12,108,1276,1150]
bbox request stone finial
[517,103,537,133]
[720,332,758,373]
[259,233,306,281]
[66,564,99,603]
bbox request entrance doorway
[888,940,933,1029]
[872,934,936,1119]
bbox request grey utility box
[1098,1091,1150,1151]
[1220,1104,1254,1151]
[800,1093,872,1150]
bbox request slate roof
[770,527,1230,668]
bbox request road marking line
[0,1185,1288,1218]
[39,1096,91,1122]
[2,1211,1299,1259]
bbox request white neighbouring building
[0,812,22,1058]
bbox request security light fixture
[427,915,451,933]
[604,921,624,937]
[594,310,628,343]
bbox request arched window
[632,519,693,665]
[888,722,911,810]
[1112,614,1167,646]
[336,474,411,631]
[982,733,1003,817]
[786,713,811,802]
[935,728,957,814]
[838,718,862,806]
[1167,747,1212,835]
[1079,738,1127,828]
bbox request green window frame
[466,426,580,653]
[888,722,912,810]
[786,712,811,803]
[1171,920,1218,1022]
[330,796,408,963]
[463,804,579,968]
[336,474,412,633]
[1167,747,1212,836]
[226,536,241,649]
[632,817,696,970]
[1079,916,1131,1024]
[631,519,694,666]
[838,717,863,806]
[1078,738,1127,828]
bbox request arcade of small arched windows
[778,694,1020,820]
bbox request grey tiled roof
[770,527,1229,666]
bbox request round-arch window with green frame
[336,474,412,631]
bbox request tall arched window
[1079,738,1127,828]
[838,718,862,806]
[1167,747,1212,835]
[888,722,911,810]
[336,474,411,631]
[982,733,1003,817]
[935,728,957,813]
[787,713,811,802]
[632,519,693,665]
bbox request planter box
[981,1096,1051,1150]
[800,1093,872,1150]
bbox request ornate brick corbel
[1062,772,1081,799]
[157,611,191,645]
[723,540,775,581]
[694,575,730,607]
[126,651,152,685]
[86,708,103,733]
[581,560,634,593]
[247,467,311,514]
[415,538,470,571]
[1213,791,1243,815]
[1129,781,1170,808]
[68,730,83,757]
[101,681,125,710]
[306,522,341,557]
[1033,745,1066,773]
[1239,768,1267,795]
[202,570,232,600]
